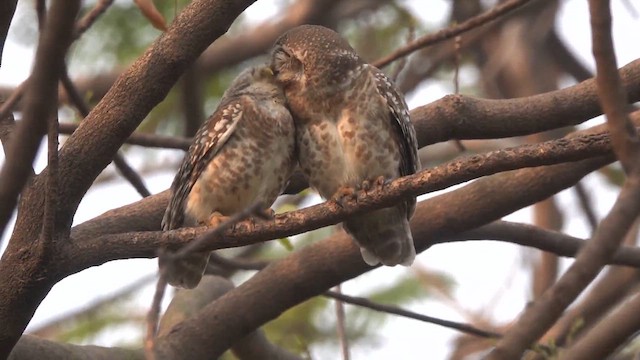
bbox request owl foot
[331,186,357,208]
[256,208,275,220]
[245,208,274,231]
[207,212,230,227]
[361,176,388,195]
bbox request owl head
[270,25,362,93]
[223,65,284,104]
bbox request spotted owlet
[162,66,296,288]
[271,25,420,266]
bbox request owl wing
[370,66,420,217]
[162,99,244,230]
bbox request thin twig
[73,0,114,39]
[390,25,415,83]
[112,156,152,197]
[145,202,265,358]
[41,112,59,244]
[145,268,167,360]
[452,34,466,153]
[324,291,501,340]
[573,182,598,232]
[59,68,152,198]
[590,2,640,171]
[180,63,204,137]
[0,80,27,122]
[334,284,350,360]
[198,253,512,343]
[35,0,45,30]
[373,0,532,68]
[58,122,191,150]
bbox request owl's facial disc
[271,47,304,86]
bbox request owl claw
[361,176,388,196]
[256,208,275,220]
[207,212,230,228]
[331,186,357,208]
[374,176,387,190]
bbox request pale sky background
[0,0,639,359]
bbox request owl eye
[273,48,302,76]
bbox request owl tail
[162,251,209,289]
[343,206,416,267]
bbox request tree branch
[0,1,257,357]
[9,335,143,360]
[486,1,640,357]
[411,59,640,147]
[55,0,257,228]
[151,154,609,358]
[65,129,616,273]
[373,0,534,68]
[157,276,302,360]
[0,0,79,242]
[0,0,17,68]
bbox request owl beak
[263,67,274,77]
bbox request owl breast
[297,95,402,199]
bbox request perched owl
[271,25,420,267]
[162,66,296,288]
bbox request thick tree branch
[449,221,640,268]
[9,335,143,360]
[0,1,256,357]
[560,281,640,358]
[151,154,609,358]
[64,129,615,273]
[0,0,80,353]
[157,276,302,360]
[55,0,257,228]
[412,59,640,147]
[0,0,17,68]
[0,0,79,241]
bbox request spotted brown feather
[161,102,243,231]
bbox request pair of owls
[162,25,421,289]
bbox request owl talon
[207,212,230,227]
[256,208,275,220]
[332,186,357,208]
[374,176,387,190]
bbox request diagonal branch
[324,290,502,340]
[0,0,17,68]
[152,155,610,358]
[55,0,258,227]
[66,128,615,273]
[373,0,534,68]
[412,58,640,147]
[60,68,151,198]
[58,122,191,150]
[590,1,640,172]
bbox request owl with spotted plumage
[162,66,296,288]
[271,25,420,267]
